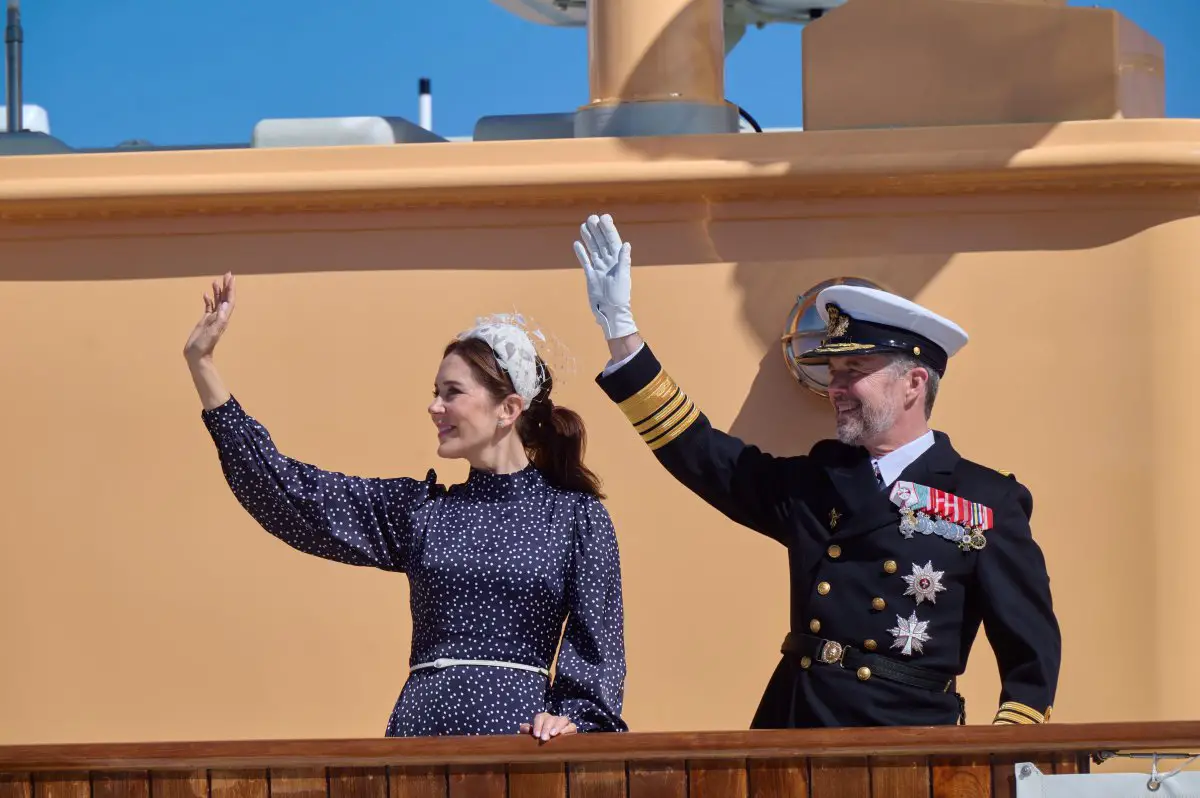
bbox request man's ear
[908,366,929,404]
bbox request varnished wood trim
[931,756,991,798]
[506,762,565,798]
[0,774,32,798]
[567,761,625,798]
[210,770,266,798]
[687,759,747,798]
[148,771,206,798]
[387,766,445,798]
[1,723,1198,771]
[809,757,869,797]
[446,765,503,798]
[867,756,928,797]
[31,772,89,798]
[628,761,686,798]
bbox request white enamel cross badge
[888,611,932,656]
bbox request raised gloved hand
[573,213,638,340]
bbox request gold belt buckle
[818,640,846,666]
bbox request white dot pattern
[202,396,628,737]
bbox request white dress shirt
[601,343,643,377]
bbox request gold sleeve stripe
[993,712,1031,725]
[634,389,687,435]
[617,369,676,424]
[646,402,700,451]
[616,368,700,451]
[993,702,1048,725]
[1000,701,1048,723]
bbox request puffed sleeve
[546,497,628,733]
[972,477,1062,725]
[596,343,804,544]
[201,396,437,573]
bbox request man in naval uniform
[572,214,1061,728]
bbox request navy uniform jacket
[597,343,1061,728]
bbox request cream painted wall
[0,191,1191,743]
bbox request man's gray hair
[888,353,940,419]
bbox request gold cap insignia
[825,305,850,339]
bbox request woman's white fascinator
[457,312,574,408]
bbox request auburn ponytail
[442,337,605,499]
[517,394,604,498]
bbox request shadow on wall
[720,255,949,456]
[0,196,1187,463]
[554,197,1186,457]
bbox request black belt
[782,632,954,693]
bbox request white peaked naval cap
[799,285,969,376]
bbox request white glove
[573,213,638,340]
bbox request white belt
[410,657,550,677]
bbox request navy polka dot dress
[202,396,628,737]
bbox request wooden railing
[2,723,1198,798]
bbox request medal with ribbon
[889,481,993,551]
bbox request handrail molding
[1,722,1198,770]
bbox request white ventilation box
[0,104,51,134]
[252,116,445,148]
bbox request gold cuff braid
[617,368,700,451]
[992,702,1050,725]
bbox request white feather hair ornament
[457,312,574,408]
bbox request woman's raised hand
[184,272,237,363]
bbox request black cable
[729,101,763,132]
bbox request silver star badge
[888,610,932,656]
[902,560,946,605]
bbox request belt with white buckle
[409,657,550,677]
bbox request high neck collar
[464,462,542,498]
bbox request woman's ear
[498,394,524,428]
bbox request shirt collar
[872,429,935,487]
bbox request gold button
[827,544,842,559]
[817,581,831,596]
[883,560,897,574]
[857,667,871,681]
[864,639,877,651]
[872,597,886,611]
[800,656,812,669]
[809,619,821,633]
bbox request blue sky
[15,0,1200,149]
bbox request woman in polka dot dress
[183,273,627,740]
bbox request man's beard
[835,397,898,446]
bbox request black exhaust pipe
[6,0,22,133]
